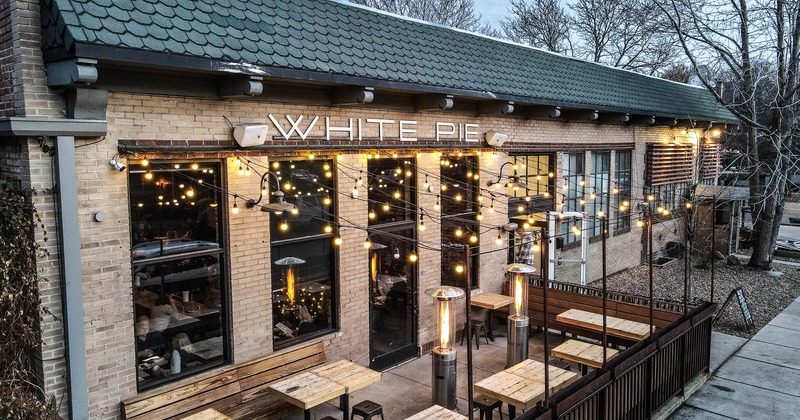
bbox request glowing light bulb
[369,209,376,219]
[291,206,299,215]
[637,219,645,227]
[476,212,483,221]
[144,171,153,180]
[141,158,149,167]
[324,224,333,233]
[191,163,199,170]
[323,196,331,206]
[383,202,390,211]
[455,228,463,237]
[469,235,478,243]
[455,264,464,274]
[364,237,372,249]
[455,193,462,202]
[496,234,503,245]
[334,236,343,246]
[280,221,289,231]
[408,253,418,263]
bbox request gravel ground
[588,255,800,339]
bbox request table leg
[581,364,588,376]
[340,393,350,417]
[487,310,495,341]
[304,408,311,420]
[509,405,516,418]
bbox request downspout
[54,135,89,420]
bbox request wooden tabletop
[470,292,514,310]
[405,405,467,419]
[268,371,345,410]
[556,308,652,340]
[474,359,578,410]
[311,359,381,393]
[551,339,619,369]
[182,408,232,420]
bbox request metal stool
[474,394,503,420]
[461,318,489,349]
[350,400,384,420]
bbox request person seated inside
[135,315,169,361]
[170,333,198,374]
[150,295,179,333]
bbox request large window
[440,155,479,288]
[508,154,555,216]
[561,153,585,244]
[614,151,632,231]
[270,159,337,349]
[588,152,610,237]
[129,160,227,390]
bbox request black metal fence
[518,301,716,420]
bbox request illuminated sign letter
[436,122,456,142]
[399,120,417,142]
[325,117,354,141]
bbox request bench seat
[121,339,326,419]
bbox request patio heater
[425,286,465,410]
[506,263,534,368]
[274,257,306,310]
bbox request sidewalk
[669,296,800,419]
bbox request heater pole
[649,210,654,332]
[465,245,474,417]
[711,195,716,303]
[602,217,608,369]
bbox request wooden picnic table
[556,308,653,341]
[470,291,514,340]
[182,408,231,420]
[405,404,467,419]
[269,360,380,420]
[474,359,578,418]
[551,339,619,374]
[311,359,381,415]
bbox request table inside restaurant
[474,359,578,417]
[185,335,223,361]
[269,360,380,420]
[405,404,467,419]
[555,308,653,341]
[470,291,514,340]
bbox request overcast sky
[474,0,513,29]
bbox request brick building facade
[0,0,737,418]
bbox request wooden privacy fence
[517,301,716,420]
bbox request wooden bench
[499,280,682,347]
[121,339,326,420]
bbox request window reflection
[270,159,337,348]
[129,160,227,390]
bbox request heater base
[432,351,457,410]
[507,316,529,368]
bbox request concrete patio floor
[284,327,582,420]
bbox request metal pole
[683,206,689,315]
[465,245,474,417]
[543,268,550,404]
[649,210,654,332]
[711,195,716,303]
[602,217,608,369]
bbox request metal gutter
[54,136,89,420]
[0,117,107,137]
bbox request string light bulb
[469,234,478,243]
[454,227,463,237]
[351,182,359,199]
[144,170,153,180]
[637,219,645,227]
[455,263,464,274]
[280,220,289,231]
[533,241,540,252]
[408,252,418,263]
[291,205,299,215]
[363,236,372,249]
[231,196,239,214]
[383,202,390,212]
[496,233,503,245]
[334,236,343,246]
[434,196,441,211]
[368,208,376,219]
[323,196,331,206]
[476,212,483,221]
[324,224,333,233]
[141,158,149,167]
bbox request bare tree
[571,0,679,74]
[661,63,694,83]
[655,0,800,269]
[500,0,572,54]
[349,0,481,32]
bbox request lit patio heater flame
[425,286,464,355]
[371,253,378,281]
[439,302,451,351]
[514,275,524,317]
[286,266,296,306]
[274,256,306,309]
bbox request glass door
[367,157,418,370]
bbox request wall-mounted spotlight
[109,154,126,172]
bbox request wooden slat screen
[700,142,722,179]
[645,143,694,186]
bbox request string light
[280,220,289,231]
[231,196,239,214]
[291,205,299,215]
[476,212,483,221]
[383,202,390,211]
[351,182,359,199]
[434,196,441,211]
[469,234,478,243]
[368,208,376,219]
[637,219,645,227]
[323,196,331,206]
[533,241,540,252]
[408,252,418,263]
[363,236,372,249]
[418,213,426,231]
[334,236,343,246]
[496,233,503,245]
[141,158,149,167]
[455,263,464,274]
[324,224,333,233]
[337,153,343,162]
[191,163,199,170]
[455,193,462,201]
[144,170,153,180]
[454,227,463,237]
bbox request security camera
[109,154,126,172]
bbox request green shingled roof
[41,0,737,122]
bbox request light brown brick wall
[7,91,685,419]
